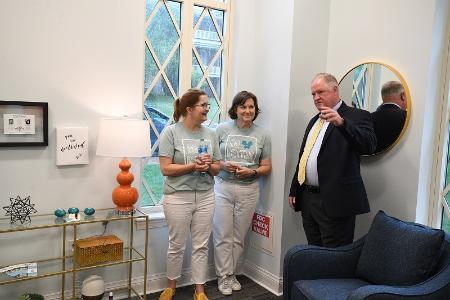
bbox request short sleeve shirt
[216,121,271,184]
[159,122,221,194]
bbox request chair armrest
[348,263,450,300]
[283,237,365,300]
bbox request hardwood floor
[145,275,282,300]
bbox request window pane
[145,0,158,19]
[442,125,450,233]
[144,76,173,157]
[144,46,158,94]
[166,47,180,95]
[147,2,180,65]
[141,159,165,206]
[193,8,221,68]
[443,212,450,233]
[191,51,202,88]
[200,81,220,126]
[192,6,224,125]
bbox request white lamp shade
[96,118,151,158]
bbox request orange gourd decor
[112,159,138,213]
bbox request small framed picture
[0,101,48,147]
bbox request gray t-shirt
[216,121,271,184]
[159,122,221,194]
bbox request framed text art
[0,101,48,147]
[56,127,89,166]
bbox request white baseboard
[243,259,283,296]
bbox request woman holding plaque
[158,89,221,300]
[213,91,272,295]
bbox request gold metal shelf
[0,208,149,299]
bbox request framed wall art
[0,101,48,147]
[56,127,89,166]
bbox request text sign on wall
[252,212,270,238]
[56,127,89,166]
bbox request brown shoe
[193,291,209,300]
[159,288,175,300]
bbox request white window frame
[429,15,450,229]
[139,0,234,223]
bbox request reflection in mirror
[339,63,411,154]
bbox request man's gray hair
[381,81,404,98]
[313,73,339,88]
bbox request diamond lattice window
[140,0,230,207]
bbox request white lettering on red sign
[252,212,270,238]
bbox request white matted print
[3,114,35,134]
[56,127,89,165]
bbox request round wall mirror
[339,62,411,155]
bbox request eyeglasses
[193,103,210,109]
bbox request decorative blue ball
[68,207,79,214]
[54,208,66,218]
[84,207,95,216]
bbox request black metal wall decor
[3,195,37,224]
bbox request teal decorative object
[54,208,66,218]
[84,207,95,216]
[68,207,79,214]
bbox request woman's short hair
[228,91,260,120]
[173,88,207,122]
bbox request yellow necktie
[297,118,325,185]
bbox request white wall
[231,0,296,292]
[282,0,331,270]
[0,0,146,212]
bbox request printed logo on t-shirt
[224,135,257,166]
[181,139,212,164]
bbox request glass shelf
[0,208,147,233]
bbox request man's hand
[320,107,344,127]
[288,196,296,209]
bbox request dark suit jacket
[371,103,406,153]
[289,101,376,218]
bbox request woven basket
[74,235,123,267]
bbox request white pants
[163,189,215,284]
[213,178,259,277]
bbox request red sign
[252,212,270,238]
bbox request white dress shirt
[304,101,342,186]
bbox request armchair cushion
[294,278,369,300]
[356,210,445,286]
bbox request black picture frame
[0,101,48,147]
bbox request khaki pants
[213,178,259,277]
[163,189,215,284]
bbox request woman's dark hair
[228,91,260,120]
[173,88,207,122]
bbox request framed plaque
[0,101,48,147]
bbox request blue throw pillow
[356,210,444,286]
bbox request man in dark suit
[371,81,407,153]
[288,73,377,247]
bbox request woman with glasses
[158,89,221,300]
[213,91,272,295]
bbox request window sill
[136,205,166,230]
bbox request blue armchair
[283,211,450,300]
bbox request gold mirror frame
[339,62,411,155]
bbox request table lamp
[96,118,151,213]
